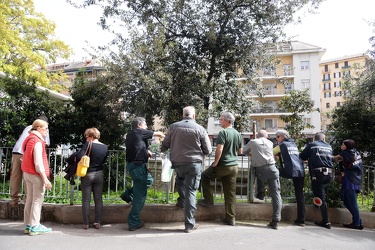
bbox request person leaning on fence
[243,129,282,230]
[21,119,52,236]
[273,129,305,227]
[125,117,165,231]
[9,115,50,207]
[332,139,364,230]
[76,128,108,230]
[300,132,333,229]
[198,111,242,227]
[160,106,212,233]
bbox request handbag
[76,142,92,177]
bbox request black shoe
[129,221,145,231]
[120,192,132,204]
[223,218,235,226]
[267,220,278,230]
[197,199,214,208]
[343,223,363,230]
[184,223,199,233]
[176,202,184,209]
[315,221,331,229]
[294,220,305,227]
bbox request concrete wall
[1,201,374,228]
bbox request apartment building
[320,53,368,131]
[207,41,325,140]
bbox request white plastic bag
[161,157,173,182]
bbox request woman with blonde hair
[76,128,108,229]
[22,119,52,236]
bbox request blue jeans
[343,188,362,226]
[254,165,282,222]
[81,170,103,225]
[128,163,151,229]
[174,162,202,229]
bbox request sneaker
[93,223,100,229]
[223,218,235,226]
[184,223,199,233]
[294,220,305,227]
[267,220,278,230]
[315,221,331,229]
[197,199,214,208]
[129,221,145,231]
[343,222,363,230]
[29,224,52,236]
[24,225,31,234]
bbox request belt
[12,152,22,155]
[311,167,332,173]
[131,160,145,166]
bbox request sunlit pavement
[1,219,374,250]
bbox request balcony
[322,78,331,82]
[250,107,291,114]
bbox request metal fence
[1,147,374,210]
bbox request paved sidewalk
[1,219,374,250]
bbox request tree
[330,58,375,165]
[279,89,317,140]
[69,0,323,128]
[0,0,71,89]
[69,73,130,149]
[0,76,72,147]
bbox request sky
[33,0,375,62]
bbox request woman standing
[22,119,52,236]
[333,139,363,230]
[76,128,108,229]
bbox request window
[265,119,278,131]
[335,63,339,68]
[337,102,341,107]
[284,82,294,93]
[283,64,292,75]
[343,71,351,77]
[324,83,331,90]
[263,67,275,76]
[303,118,311,126]
[324,65,329,72]
[334,81,341,88]
[344,61,349,67]
[323,73,330,80]
[263,83,277,95]
[334,72,341,78]
[334,91,342,97]
[301,79,310,89]
[326,103,330,108]
[324,92,331,98]
[300,61,309,70]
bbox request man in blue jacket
[300,132,334,229]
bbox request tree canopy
[330,57,375,164]
[0,0,71,89]
[69,0,323,128]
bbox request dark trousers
[311,173,332,223]
[293,177,305,223]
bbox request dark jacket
[340,149,363,185]
[300,140,334,170]
[64,151,78,184]
[278,139,305,178]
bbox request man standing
[125,117,164,231]
[273,129,305,227]
[161,106,212,233]
[10,116,50,207]
[300,132,334,229]
[243,130,282,229]
[198,112,242,227]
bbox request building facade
[207,41,325,140]
[319,54,368,131]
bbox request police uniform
[300,140,334,227]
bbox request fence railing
[1,147,374,210]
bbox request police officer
[300,132,334,229]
